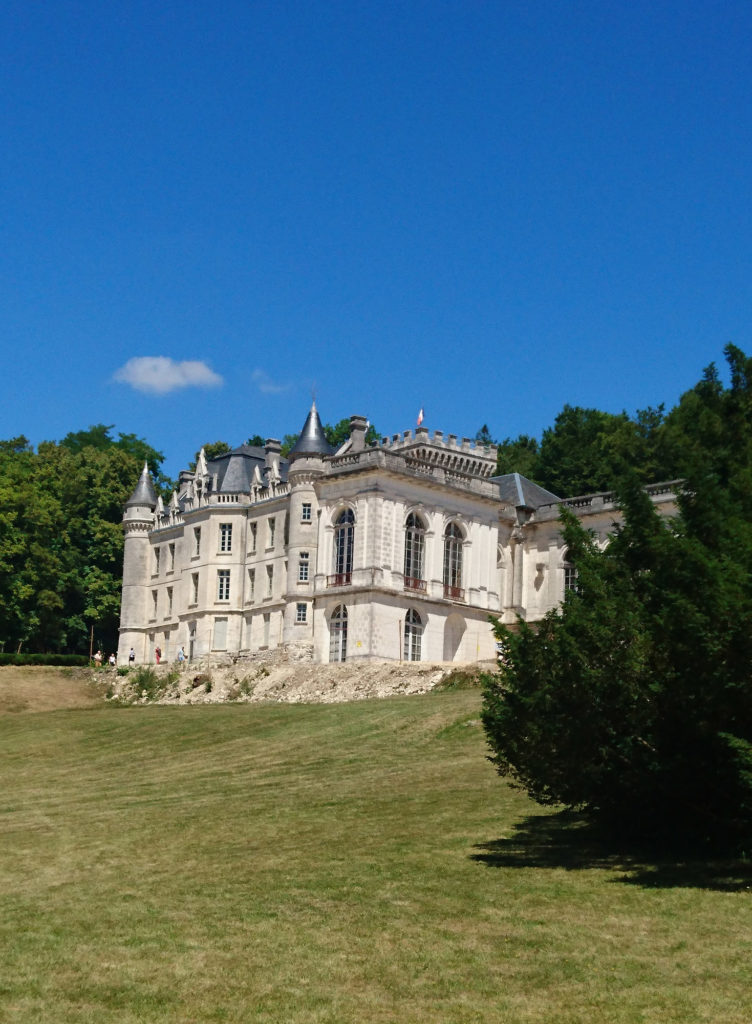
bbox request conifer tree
[482,346,752,852]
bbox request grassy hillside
[1,690,751,1023]
[0,666,103,715]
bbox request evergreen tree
[482,346,752,853]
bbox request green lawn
[1,689,750,1023]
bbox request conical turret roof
[289,401,335,458]
[125,462,158,509]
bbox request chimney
[349,415,368,452]
[264,438,281,476]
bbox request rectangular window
[266,565,273,598]
[301,502,312,522]
[213,617,228,651]
[268,518,276,549]
[191,572,199,604]
[564,565,578,593]
[217,570,230,601]
[168,542,175,572]
[298,551,309,582]
[194,527,201,558]
[248,568,255,601]
[151,590,158,620]
[153,547,160,575]
[263,612,270,648]
[296,603,307,623]
[249,522,257,553]
[219,523,232,552]
[167,586,173,617]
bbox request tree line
[0,349,746,657]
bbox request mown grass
[1,690,751,1023]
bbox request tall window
[443,523,464,599]
[247,568,255,601]
[167,586,173,617]
[249,522,257,554]
[217,570,230,601]
[268,518,276,549]
[266,565,274,598]
[151,590,158,620]
[403,608,423,661]
[404,513,426,588]
[563,556,578,594]
[153,547,161,575]
[168,543,175,572]
[329,605,348,662]
[191,572,199,604]
[220,523,232,552]
[193,527,201,557]
[296,603,307,623]
[301,502,312,522]
[298,551,309,582]
[332,508,354,585]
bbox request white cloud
[113,357,223,395]
[252,368,290,395]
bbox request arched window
[331,508,354,586]
[443,522,464,600]
[329,605,348,662]
[404,512,426,592]
[403,608,423,662]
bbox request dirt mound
[107,658,492,706]
[0,660,492,713]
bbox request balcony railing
[327,572,352,587]
[403,575,427,593]
[443,584,465,601]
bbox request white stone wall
[119,443,678,666]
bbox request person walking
[128,647,135,666]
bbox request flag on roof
[417,407,424,426]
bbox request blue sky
[2,1,751,478]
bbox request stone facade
[117,405,678,665]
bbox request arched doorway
[329,605,348,662]
[403,608,423,662]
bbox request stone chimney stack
[264,438,281,477]
[349,415,368,452]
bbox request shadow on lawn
[471,810,752,891]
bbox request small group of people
[94,646,187,667]
[93,650,118,667]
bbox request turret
[118,463,158,664]
[283,402,333,648]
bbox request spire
[125,462,158,509]
[289,400,335,458]
[195,447,209,481]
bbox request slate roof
[289,402,335,458]
[125,463,158,508]
[493,472,561,510]
[209,446,289,493]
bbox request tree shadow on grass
[471,810,752,891]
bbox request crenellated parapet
[370,426,497,479]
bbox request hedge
[0,653,91,667]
